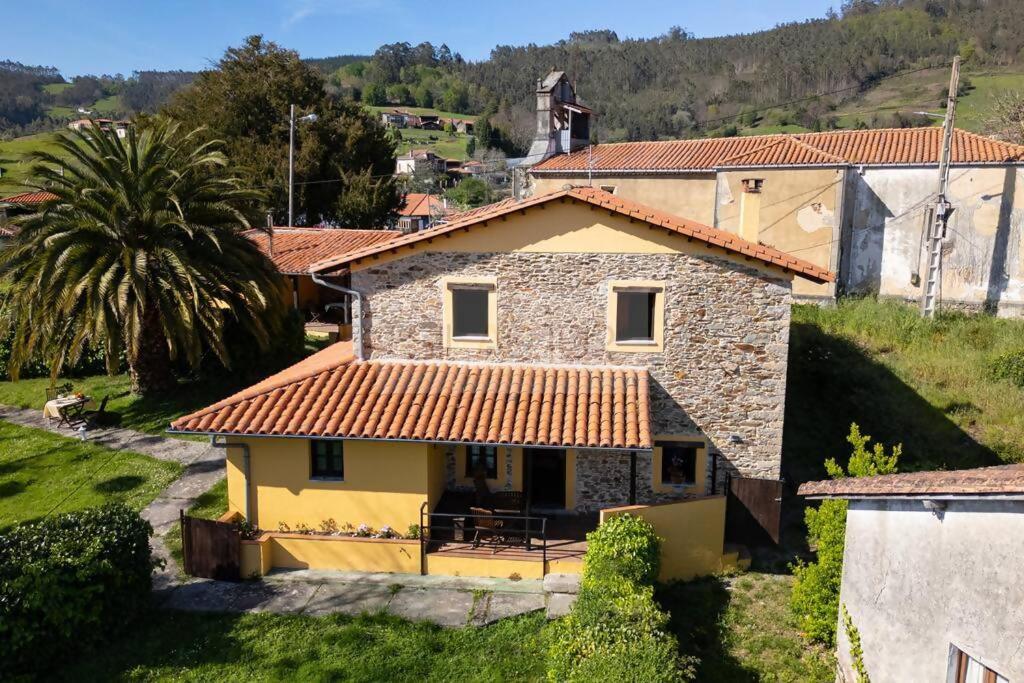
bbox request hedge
[547,514,697,682]
[0,504,157,677]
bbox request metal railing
[418,502,549,575]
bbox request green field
[395,126,473,160]
[0,420,181,530]
[0,132,63,195]
[368,105,477,122]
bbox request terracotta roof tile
[311,187,833,284]
[798,464,1024,498]
[0,191,59,205]
[170,345,652,450]
[246,228,398,274]
[531,128,1024,173]
[399,193,448,218]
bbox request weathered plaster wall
[837,499,1024,682]
[844,166,1024,316]
[529,173,718,226]
[716,168,844,301]
[352,237,793,484]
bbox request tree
[986,91,1024,145]
[465,135,476,157]
[166,36,399,227]
[445,177,493,208]
[0,122,286,394]
[790,424,900,645]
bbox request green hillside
[0,133,62,196]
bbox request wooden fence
[180,511,241,581]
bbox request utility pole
[921,56,961,318]
[288,104,295,227]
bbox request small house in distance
[0,190,58,234]
[800,465,1024,682]
[395,149,447,176]
[396,193,448,232]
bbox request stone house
[528,128,1024,316]
[800,464,1024,682]
[171,186,829,580]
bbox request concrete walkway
[0,405,580,627]
[160,569,579,626]
[0,405,224,589]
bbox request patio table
[43,395,95,426]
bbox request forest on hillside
[2,0,1023,149]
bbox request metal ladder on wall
[920,56,960,318]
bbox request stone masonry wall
[352,250,792,505]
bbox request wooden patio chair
[45,382,74,402]
[489,490,524,513]
[470,506,506,553]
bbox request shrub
[791,424,899,645]
[0,504,157,676]
[989,348,1024,387]
[548,514,696,682]
[583,512,661,584]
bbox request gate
[725,476,782,546]
[180,511,241,580]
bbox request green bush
[0,504,157,677]
[548,514,696,682]
[791,424,900,645]
[0,329,113,379]
[583,512,662,584]
[989,348,1024,387]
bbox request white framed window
[442,276,497,349]
[607,280,665,352]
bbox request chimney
[266,213,275,257]
[739,178,764,244]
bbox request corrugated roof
[0,191,59,205]
[531,128,1024,173]
[246,228,398,275]
[798,464,1024,498]
[169,342,652,450]
[311,187,834,284]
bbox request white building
[800,465,1024,682]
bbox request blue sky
[6,0,838,76]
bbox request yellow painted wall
[425,553,544,580]
[427,445,446,512]
[530,174,718,226]
[717,168,843,299]
[240,532,419,576]
[600,495,727,581]
[351,200,796,286]
[230,437,435,533]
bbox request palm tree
[0,120,286,394]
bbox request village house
[395,192,448,232]
[67,117,131,138]
[527,127,1024,316]
[395,149,447,176]
[799,465,1024,682]
[245,226,397,336]
[170,186,831,581]
[0,190,57,234]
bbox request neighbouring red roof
[170,341,652,450]
[399,193,448,218]
[531,128,1024,173]
[311,187,834,284]
[0,191,58,205]
[798,464,1024,498]
[246,228,398,275]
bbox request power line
[695,61,956,130]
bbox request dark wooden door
[525,448,566,509]
[725,477,782,546]
[181,512,241,581]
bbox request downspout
[210,436,252,525]
[312,271,364,360]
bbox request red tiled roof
[0,191,59,205]
[398,193,448,218]
[170,342,653,450]
[311,187,834,284]
[531,128,1024,173]
[246,228,398,275]
[798,464,1024,498]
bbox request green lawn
[396,126,473,160]
[368,105,477,122]
[0,420,180,531]
[662,572,833,681]
[0,373,232,437]
[59,610,549,682]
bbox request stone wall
[352,250,792,494]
